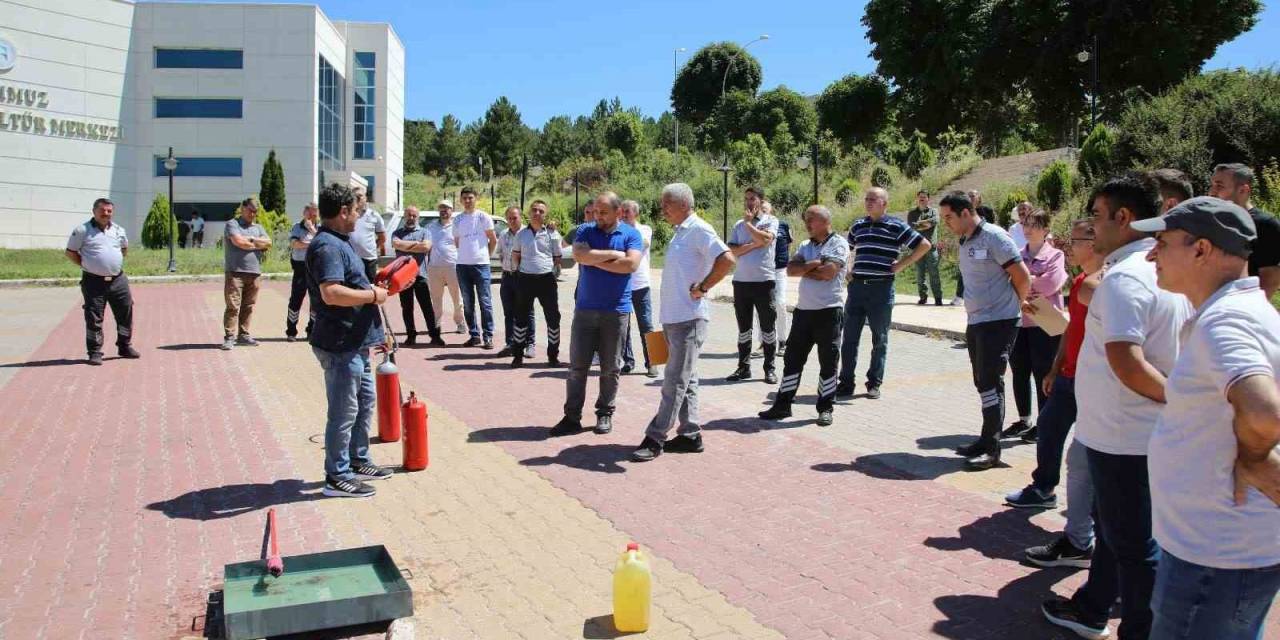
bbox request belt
[83,272,122,282]
[850,276,893,283]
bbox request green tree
[536,115,578,168]
[603,111,646,157]
[729,133,773,187]
[141,193,174,249]
[816,73,890,150]
[258,149,286,215]
[747,86,818,146]
[1077,123,1116,183]
[672,42,763,127]
[475,96,529,175]
[703,89,755,152]
[902,131,937,178]
[432,114,469,179]
[1036,160,1074,212]
[404,119,437,174]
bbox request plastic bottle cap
[626,542,639,552]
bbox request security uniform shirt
[67,220,127,277]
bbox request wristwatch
[696,282,709,293]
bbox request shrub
[259,149,286,214]
[1258,158,1280,213]
[870,165,894,189]
[1036,160,1074,212]
[902,131,937,179]
[835,178,859,206]
[1077,124,1116,183]
[996,189,1030,227]
[141,193,174,249]
[770,178,807,216]
[729,133,774,187]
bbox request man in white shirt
[620,200,657,377]
[1135,197,1280,640]
[190,210,206,247]
[1007,200,1031,251]
[453,186,498,348]
[1042,173,1192,640]
[510,199,563,367]
[632,184,735,462]
[497,206,534,358]
[425,200,467,336]
[65,197,139,365]
[727,186,780,384]
[347,185,386,282]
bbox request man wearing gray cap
[1136,196,1280,640]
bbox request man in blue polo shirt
[550,192,643,437]
[306,184,393,499]
[836,187,932,400]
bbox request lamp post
[795,139,819,205]
[673,47,686,174]
[163,147,178,273]
[1077,35,1098,130]
[718,162,731,239]
[716,34,769,239]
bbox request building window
[352,51,375,159]
[318,55,345,189]
[363,176,376,202]
[155,49,243,69]
[154,157,242,177]
[155,98,242,119]
[173,202,240,222]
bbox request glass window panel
[354,51,376,68]
[353,69,375,88]
[154,98,242,118]
[155,49,243,69]
[154,157,243,177]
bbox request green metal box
[222,544,413,640]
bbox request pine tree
[141,193,174,249]
[259,149,286,214]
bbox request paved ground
[0,273,1274,640]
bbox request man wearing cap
[391,205,443,347]
[1208,163,1280,299]
[221,198,272,351]
[1135,197,1280,639]
[348,185,387,282]
[66,197,140,366]
[1041,173,1192,640]
[510,199,563,368]
[497,206,535,359]
[286,203,319,342]
[453,186,498,349]
[425,199,466,335]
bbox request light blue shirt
[729,214,778,282]
[957,221,1022,324]
[659,215,729,325]
[791,233,849,310]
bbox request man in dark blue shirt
[836,187,931,400]
[306,184,392,499]
[549,192,643,437]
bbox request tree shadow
[157,343,223,351]
[145,479,325,520]
[0,357,88,368]
[521,444,632,474]
[468,425,549,443]
[811,452,968,481]
[582,614,641,639]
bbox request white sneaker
[524,344,535,359]
[951,297,964,306]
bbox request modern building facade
[0,0,405,248]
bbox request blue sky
[190,0,1280,128]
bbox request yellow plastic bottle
[612,542,651,632]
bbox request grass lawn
[0,246,292,280]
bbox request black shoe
[549,417,584,437]
[726,367,751,381]
[865,385,881,400]
[621,364,634,375]
[964,451,1001,471]
[1026,536,1094,569]
[816,410,834,427]
[955,440,986,457]
[548,356,561,367]
[1004,485,1058,509]
[1020,425,1039,443]
[497,345,513,357]
[322,476,376,498]
[1041,597,1110,639]
[118,345,140,359]
[631,437,664,462]
[510,357,523,369]
[236,335,259,347]
[764,370,778,385]
[462,336,481,347]
[835,384,856,399]
[286,335,297,343]
[429,336,447,347]
[918,296,928,305]
[353,463,393,481]
[663,434,704,453]
[1001,420,1032,439]
[87,353,104,366]
[594,415,613,434]
[935,299,944,306]
[758,405,792,420]
[482,338,494,350]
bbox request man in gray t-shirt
[941,192,1031,470]
[348,186,386,281]
[727,187,780,383]
[222,198,272,350]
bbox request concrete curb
[889,321,965,342]
[0,272,294,289]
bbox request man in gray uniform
[348,185,386,281]
[390,205,442,346]
[510,199,563,368]
[222,198,272,350]
[727,187,779,383]
[497,206,535,358]
[941,191,1031,470]
[65,197,139,366]
[286,202,318,341]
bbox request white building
[0,0,405,248]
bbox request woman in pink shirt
[1002,209,1069,441]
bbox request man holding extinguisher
[307,183,393,499]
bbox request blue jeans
[456,264,494,339]
[623,287,655,368]
[1072,446,1159,639]
[312,347,374,481]
[1031,375,1077,492]
[1151,550,1280,640]
[838,279,895,389]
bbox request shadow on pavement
[702,416,812,434]
[530,369,573,380]
[0,357,87,368]
[426,351,501,361]
[157,343,223,351]
[521,444,631,474]
[146,479,325,520]
[442,362,513,372]
[467,425,549,443]
[917,434,976,450]
[811,452,967,480]
[582,614,639,639]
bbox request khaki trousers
[427,264,466,331]
[224,272,261,338]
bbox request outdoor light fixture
[164,147,179,273]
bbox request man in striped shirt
[836,187,932,399]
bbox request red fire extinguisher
[402,391,428,471]
[376,351,401,442]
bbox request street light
[673,47,687,175]
[717,162,731,240]
[1077,35,1098,130]
[717,34,770,238]
[796,140,820,204]
[163,147,178,273]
